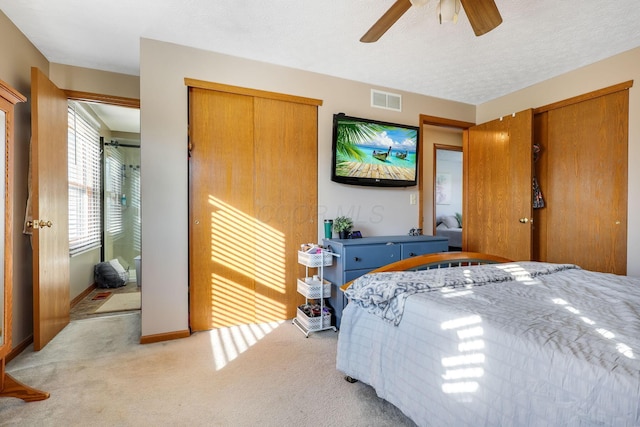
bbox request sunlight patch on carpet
[209,320,283,370]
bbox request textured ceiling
[2,0,640,106]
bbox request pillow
[455,212,462,228]
[442,216,459,229]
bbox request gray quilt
[345,262,578,325]
[337,263,640,426]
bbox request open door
[463,109,533,261]
[28,68,70,350]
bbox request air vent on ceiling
[371,89,402,112]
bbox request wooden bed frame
[340,251,513,291]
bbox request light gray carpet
[1,313,416,426]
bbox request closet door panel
[545,91,628,274]
[189,83,321,330]
[253,98,317,321]
[189,89,257,330]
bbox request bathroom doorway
[68,99,141,320]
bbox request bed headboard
[340,251,513,291]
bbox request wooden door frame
[417,115,475,235]
[64,90,140,109]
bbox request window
[68,102,101,255]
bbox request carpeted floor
[1,313,416,427]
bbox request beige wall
[139,38,475,337]
[476,47,640,277]
[50,64,140,99]
[0,11,48,348]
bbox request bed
[336,252,640,426]
[436,215,462,249]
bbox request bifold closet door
[189,86,318,331]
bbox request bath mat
[94,292,141,313]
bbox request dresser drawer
[402,241,449,259]
[343,244,401,270]
[345,268,375,283]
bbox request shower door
[104,144,141,280]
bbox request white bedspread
[336,263,640,426]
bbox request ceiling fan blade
[360,0,412,43]
[459,0,502,36]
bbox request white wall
[435,155,463,218]
[477,47,640,277]
[139,38,475,337]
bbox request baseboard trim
[6,335,33,363]
[71,283,97,308]
[140,329,190,344]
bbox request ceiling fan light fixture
[409,0,430,7]
[437,0,461,24]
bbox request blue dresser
[322,235,449,328]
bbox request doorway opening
[417,115,473,249]
[68,100,141,320]
[434,145,463,250]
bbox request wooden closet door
[189,89,257,330]
[189,86,319,330]
[544,91,628,274]
[253,98,317,322]
[464,109,533,261]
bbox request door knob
[26,219,53,229]
[519,218,529,223]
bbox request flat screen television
[331,113,419,187]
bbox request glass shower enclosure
[103,141,141,283]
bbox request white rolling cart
[293,247,339,337]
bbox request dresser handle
[354,257,361,262]
[409,252,417,257]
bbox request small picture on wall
[436,173,452,205]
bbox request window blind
[68,102,102,255]
[105,146,124,238]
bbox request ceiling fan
[360,0,502,43]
